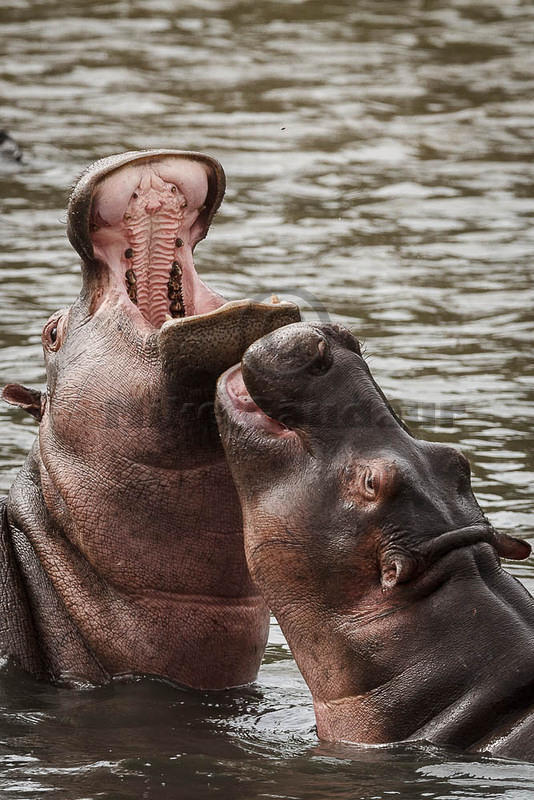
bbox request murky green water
[1,0,534,797]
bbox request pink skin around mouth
[223,364,295,439]
[89,157,225,328]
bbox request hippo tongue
[67,150,227,329]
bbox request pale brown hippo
[0,150,299,688]
[215,322,534,760]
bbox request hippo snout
[243,323,331,380]
[239,323,335,425]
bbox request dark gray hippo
[1,150,299,688]
[215,321,534,760]
[0,130,23,164]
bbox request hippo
[0,149,299,688]
[0,130,23,163]
[215,321,534,760]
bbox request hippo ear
[380,550,419,589]
[2,384,45,422]
[494,532,531,561]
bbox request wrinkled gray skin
[216,322,534,760]
[1,149,300,689]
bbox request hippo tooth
[170,300,185,315]
[271,295,280,304]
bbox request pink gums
[90,158,225,328]
[224,366,292,437]
[124,173,186,325]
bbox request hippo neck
[290,544,534,752]
[34,421,251,595]
[7,443,268,688]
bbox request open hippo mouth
[69,150,231,329]
[221,364,295,439]
[67,150,300,372]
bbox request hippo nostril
[308,337,333,376]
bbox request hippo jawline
[67,149,297,335]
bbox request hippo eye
[43,314,65,352]
[170,185,177,193]
[132,191,138,199]
[362,467,379,500]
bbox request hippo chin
[1,150,299,689]
[215,321,534,760]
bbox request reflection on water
[1,0,533,797]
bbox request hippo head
[4,151,299,471]
[216,322,534,745]
[216,322,529,608]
